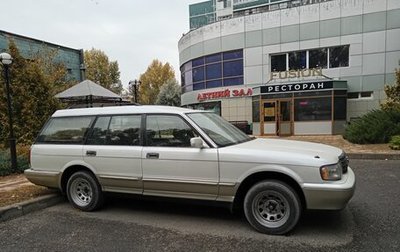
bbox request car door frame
[141,113,220,200]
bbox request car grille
[339,153,349,174]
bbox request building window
[193,67,205,82]
[270,45,349,72]
[206,63,222,79]
[289,51,306,70]
[294,97,332,121]
[334,97,347,120]
[348,91,373,99]
[309,48,327,69]
[329,45,349,68]
[223,60,243,77]
[271,54,287,71]
[180,49,243,93]
[252,98,260,123]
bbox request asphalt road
[0,159,399,251]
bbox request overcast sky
[2,0,199,89]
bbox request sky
[1,0,200,89]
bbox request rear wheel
[66,171,103,211]
[244,180,301,235]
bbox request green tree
[381,69,400,110]
[0,41,63,145]
[84,48,122,94]
[137,60,175,104]
[155,79,181,106]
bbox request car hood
[218,138,343,167]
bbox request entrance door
[277,100,292,136]
[261,101,276,135]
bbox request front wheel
[244,180,301,235]
[66,171,104,211]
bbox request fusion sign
[270,68,323,81]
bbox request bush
[0,149,29,176]
[389,135,400,150]
[344,109,400,144]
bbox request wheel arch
[232,171,306,213]
[60,165,98,194]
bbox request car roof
[52,105,201,117]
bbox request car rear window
[36,116,94,144]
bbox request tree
[137,60,175,104]
[381,68,400,110]
[0,40,64,145]
[155,79,181,106]
[84,48,122,94]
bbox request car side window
[37,116,94,144]
[86,116,111,145]
[108,115,141,146]
[146,115,197,147]
[86,115,141,146]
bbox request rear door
[142,114,219,200]
[83,115,143,194]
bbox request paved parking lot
[0,159,399,251]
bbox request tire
[66,171,104,211]
[244,180,301,235]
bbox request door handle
[146,153,159,159]
[86,150,97,156]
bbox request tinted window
[295,97,332,121]
[271,54,287,71]
[108,115,141,146]
[192,67,205,82]
[192,57,204,67]
[86,116,111,145]
[329,45,349,68]
[223,77,243,86]
[309,48,327,69]
[206,63,222,79]
[206,80,223,88]
[334,97,347,120]
[37,117,94,144]
[223,50,243,60]
[289,51,306,70]
[205,53,222,63]
[146,115,197,147]
[223,60,243,77]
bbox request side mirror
[190,137,204,148]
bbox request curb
[0,193,64,222]
[348,153,400,160]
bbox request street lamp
[0,52,17,172]
[129,79,141,104]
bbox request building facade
[0,30,84,82]
[179,0,400,135]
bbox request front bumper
[24,169,61,189]
[302,167,356,210]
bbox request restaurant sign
[197,88,253,101]
[261,81,333,94]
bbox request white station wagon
[25,105,355,235]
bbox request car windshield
[186,112,253,147]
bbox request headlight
[320,163,342,181]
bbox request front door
[277,100,292,136]
[142,114,219,200]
